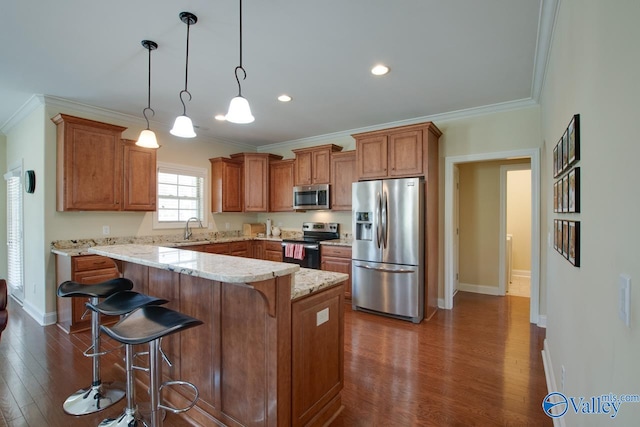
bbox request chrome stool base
[98,406,140,427]
[63,382,125,416]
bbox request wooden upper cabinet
[292,144,342,185]
[355,134,388,180]
[388,130,423,177]
[230,153,283,212]
[210,157,243,213]
[122,139,157,211]
[354,122,441,180]
[330,151,356,211]
[270,159,295,212]
[53,114,126,211]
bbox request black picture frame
[553,181,558,213]
[568,114,580,167]
[568,167,580,213]
[568,221,580,267]
[556,219,563,254]
[562,175,569,213]
[561,130,569,173]
[553,145,559,178]
[562,220,569,258]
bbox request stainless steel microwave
[292,184,330,210]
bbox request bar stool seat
[87,291,169,427]
[101,306,203,427]
[56,277,133,416]
[57,278,134,299]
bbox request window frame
[153,162,209,230]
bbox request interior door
[453,166,460,293]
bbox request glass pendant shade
[170,115,196,138]
[226,96,255,124]
[136,129,160,148]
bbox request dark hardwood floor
[0,292,550,426]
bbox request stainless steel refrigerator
[352,177,424,323]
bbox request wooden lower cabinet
[292,284,344,426]
[264,240,284,262]
[321,246,353,299]
[55,255,120,333]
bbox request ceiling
[0,0,548,147]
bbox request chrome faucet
[184,217,203,240]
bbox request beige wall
[507,169,531,272]
[541,1,640,425]
[458,159,530,288]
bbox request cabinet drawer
[204,243,229,254]
[73,255,116,272]
[321,246,352,258]
[229,241,248,252]
[264,240,283,252]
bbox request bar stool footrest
[158,380,199,414]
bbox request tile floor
[507,274,531,297]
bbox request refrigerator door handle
[382,190,389,249]
[355,264,415,274]
[375,191,382,248]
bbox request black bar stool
[101,306,203,427]
[56,278,133,415]
[86,291,169,427]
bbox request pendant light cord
[179,18,193,115]
[235,0,247,96]
[141,40,157,130]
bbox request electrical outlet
[102,225,110,235]
[561,365,565,392]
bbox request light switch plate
[619,274,631,328]
[316,308,329,326]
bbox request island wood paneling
[119,261,293,427]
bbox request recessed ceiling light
[214,114,226,121]
[371,64,390,76]
[278,94,292,102]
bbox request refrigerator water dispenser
[355,212,373,241]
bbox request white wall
[541,1,640,425]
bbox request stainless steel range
[281,222,339,269]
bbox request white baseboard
[537,315,547,328]
[512,269,531,278]
[457,282,502,296]
[22,299,57,326]
[541,339,566,427]
[438,298,446,309]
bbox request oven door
[282,242,321,269]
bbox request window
[153,162,208,229]
[4,165,24,303]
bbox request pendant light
[170,11,198,138]
[136,40,160,149]
[226,0,255,124]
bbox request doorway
[444,149,540,324]
[502,165,532,298]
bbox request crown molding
[1,94,45,134]
[531,0,560,101]
[259,97,538,153]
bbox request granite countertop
[320,238,353,247]
[87,244,347,300]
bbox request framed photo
[568,221,580,267]
[562,175,569,213]
[553,145,559,178]
[553,219,559,250]
[556,219,563,254]
[562,220,569,258]
[557,179,563,213]
[568,167,580,213]
[568,114,580,166]
[562,130,569,172]
[553,181,558,213]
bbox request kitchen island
[88,244,348,427]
